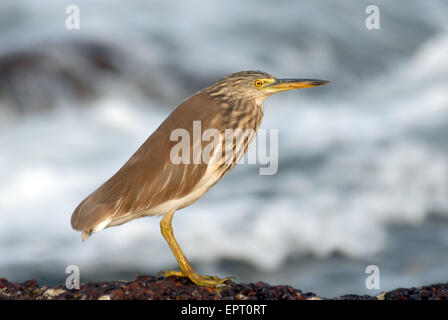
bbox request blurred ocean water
[0,0,447,297]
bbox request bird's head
[202,70,329,105]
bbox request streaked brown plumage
[71,70,329,287]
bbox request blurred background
[0,0,447,297]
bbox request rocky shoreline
[1,275,447,300]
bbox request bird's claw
[158,270,233,288]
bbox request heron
[71,70,329,287]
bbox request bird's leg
[159,211,232,288]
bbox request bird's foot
[158,270,233,288]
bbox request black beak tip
[313,80,330,86]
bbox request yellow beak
[266,78,330,93]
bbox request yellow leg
[159,211,232,288]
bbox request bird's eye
[253,80,263,88]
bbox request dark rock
[0,40,172,117]
[1,275,447,300]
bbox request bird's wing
[71,93,226,234]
